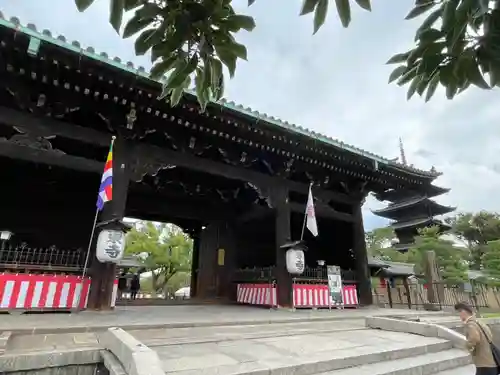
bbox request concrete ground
[0,305,449,333]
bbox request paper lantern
[286,248,305,274]
[96,229,126,263]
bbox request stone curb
[98,327,163,375]
[365,316,467,350]
[2,311,450,335]
[0,347,101,372]
[0,331,11,354]
[101,350,127,375]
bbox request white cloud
[3,0,500,232]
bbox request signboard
[96,229,126,263]
[327,265,343,306]
[217,248,225,266]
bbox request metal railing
[232,266,358,284]
[0,245,84,272]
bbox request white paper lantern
[286,248,305,274]
[96,229,126,263]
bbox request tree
[125,221,193,294]
[73,0,500,109]
[365,226,409,262]
[482,239,500,285]
[447,211,500,269]
[407,226,468,283]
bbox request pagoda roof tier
[391,217,452,231]
[372,196,455,219]
[0,14,442,189]
[374,185,450,203]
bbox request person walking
[455,302,499,375]
[130,273,141,300]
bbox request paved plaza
[0,305,449,333]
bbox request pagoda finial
[399,137,407,165]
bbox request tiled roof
[0,13,440,178]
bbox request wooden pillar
[216,222,236,300]
[87,134,130,310]
[353,202,373,306]
[271,185,293,308]
[196,223,218,299]
[190,232,200,298]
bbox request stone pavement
[0,305,448,333]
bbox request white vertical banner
[305,184,318,237]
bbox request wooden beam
[0,141,102,173]
[289,203,354,222]
[126,196,234,222]
[0,106,109,146]
[0,107,356,204]
[236,206,272,224]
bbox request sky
[3,0,500,231]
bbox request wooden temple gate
[0,15,446,311]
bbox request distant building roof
[117,256,143,268]
[368,257,416,277]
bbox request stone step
[161,339,454,375]
[433,364,475,375]
[317,348,470,375]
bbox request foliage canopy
[73,0,500,110]
[125,221,192,294]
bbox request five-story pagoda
[372,140,455,251]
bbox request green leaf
[124,0,141,11]
[300,0,320,16]
[415,9,441,39]
[195,68,208,110]
[386,52,410,64]
[170,87,184,107]
[123,15,154,39]
[134,29,155,55]
[405,2,435,20]
[225,15,256,32]
[75,0,95,12]
[388,66,407,83]
[466,61,490,89]
[407,76,422,100]
[489,61,500,87]
[150,31,185,63]
[201,59,212,97]
[165,56,198,91]
[354,0,371,11]
[222,41,248,60]
[445,83,457,99]
[211,59,223,88]
[442,0,459,30]
[425,72,440,102]
[335,0,351,28]
[416,75,430,96]
[417,28,444,43]
[397,66,418,86]
[210,59,224,100]
[217,49,237,77]
[150,56,177,80]
[109,0,125,33]
[313,0,328,34]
